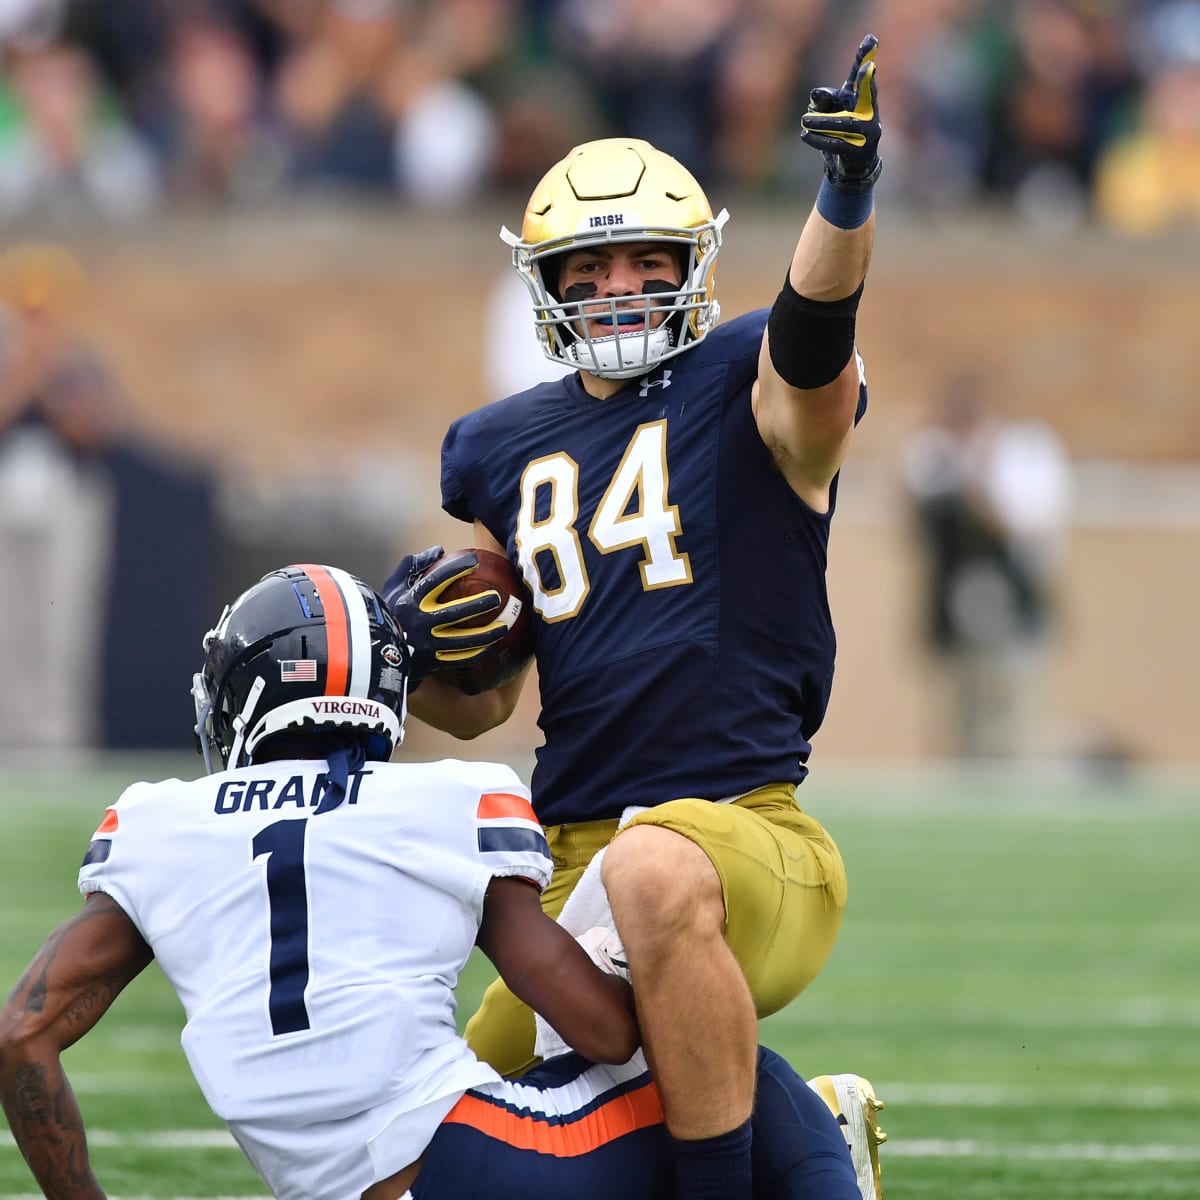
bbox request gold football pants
[464,782,848,1077]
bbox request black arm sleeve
[766,274,864,390]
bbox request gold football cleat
[808,1073,888,1200]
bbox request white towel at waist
[532,806,643,1059]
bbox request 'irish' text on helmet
[501,138,729,381]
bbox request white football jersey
[78,756,551,1199]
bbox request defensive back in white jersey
[77,756,552,1198]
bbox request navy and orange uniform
[412,1047,862,1199]
[442,309,868,826]
[414,1052,670,1197]
[449,310,867,1075]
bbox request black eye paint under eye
[563,282,598,302]
[563,279,677,304]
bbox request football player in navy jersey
[385,33,888,1200]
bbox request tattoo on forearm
[0,897,140,1198]
[4,1061,96,1193]
[9,927,67,1015]
[12,1063,53,1123]
[7,897,147,1027]
[64,982,120,1028]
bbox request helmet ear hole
[671,245,688,285]
[542,251,567,302]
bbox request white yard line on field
[66,1072,198,1094]
[5,1128,1200,1165]
[882,1082,1200,1108]
[0,1130,238,1149]
[892,1139,1200,1162]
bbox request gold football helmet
[501,138,729,380]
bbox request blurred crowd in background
[0,0,1194,765]
[0,0,1197,236]
[0,241,217,752]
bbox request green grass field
[1,756,1197,1199]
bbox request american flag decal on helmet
[280,660,318,682]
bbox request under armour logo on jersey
[639,369,672,397]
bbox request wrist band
[816,176,875,230]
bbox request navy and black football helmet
[193,563,409,773]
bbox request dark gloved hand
[800,34,882,192]
[381,546,505,685]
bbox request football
[435,548,534,694]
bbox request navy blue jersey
[441,310,867,825]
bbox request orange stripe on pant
[296,564,350,695]
[443,1080,664,1157]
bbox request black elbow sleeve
[766,275,864,390]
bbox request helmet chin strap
[313,739,368,815]
[396,674,409,747]
[565,325,673,375]
[227,675,267,770]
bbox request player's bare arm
[406,671,524,737]
[754,34,881,511]
[476,877,639,1065]
[0,892,152,1199]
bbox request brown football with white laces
[432,549,534,694]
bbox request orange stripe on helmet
[442,1079,663,1156]
[296,563,350,696]
[476,791,538,823]
[96,808,119,834]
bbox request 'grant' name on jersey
[214,769,373,814]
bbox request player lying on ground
[0,562,870,1199]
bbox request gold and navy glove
[382,545,505,684]
[800,34,882,193]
